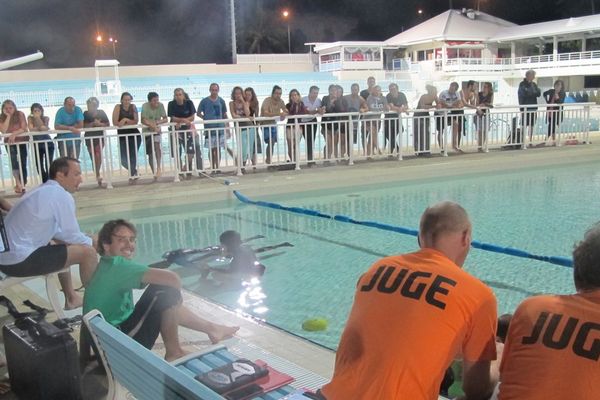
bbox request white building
[310,9,600,105]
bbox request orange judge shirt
[321,248,497,400]
[498,291,600,400]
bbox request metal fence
[1,103,594,193]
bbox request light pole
[282,10,291,54]
[230,0,237,63]
[109,37,118,58]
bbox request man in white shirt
[0,157,98,309]
[302,86,323,163]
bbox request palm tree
[243,1,287,53]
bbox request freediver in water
[161,231,293,284]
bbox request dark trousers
[35,141,55,183]
[413,112,431,152]
[547,109,562,138]
[9,144,28,185]
[118,284,182,350]
[384,114,401,153]
[119,134,141,176]
[303,122,317,161]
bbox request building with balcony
[310,9,600,104]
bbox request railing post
[348,113,355,166]
[398,113,403,161]
[441,110,448,157]
[171,127,181,183]
[294,120,301,171]
[235,120,243,176]
[583,104,590,144]
[103,130,114,189]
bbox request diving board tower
[94,59,121,96]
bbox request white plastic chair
[0,271,66,318]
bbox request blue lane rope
[233,191,574,268]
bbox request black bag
[1,295,82,400]
[503,117,522,150]
[3,317,82,400]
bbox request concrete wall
[0,61,315,83]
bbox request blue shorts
[204,130,226,149]
[263,126,278,144]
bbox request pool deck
[1,140,600,398]
[73,137,600,219]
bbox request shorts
[436,111,463,133]
[180,132,200,155]
[0,244,67,277]
[204,130,226,149]
[263,126,278,144]
[118,284,182,349]
[450,110,464,135]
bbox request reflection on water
[236,277,268,315]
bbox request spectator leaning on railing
[28,103,55,184]
[54,96,84,159]
[141,92,168,180]
[83,97,110,187]
[260,85,288,165]
[0,100,29,195]
[112,92,141,184]
[167,88,198,178]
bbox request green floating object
[302,318,328,332]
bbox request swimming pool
[80,160,600,350]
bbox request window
[584,75,600,88]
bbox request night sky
[0,0,597,69]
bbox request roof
[385,9,517,47]
[492,14,600,42]
[310,41,393,53]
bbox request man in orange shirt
[498,223,600,400]
[320,201,498,400]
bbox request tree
[243,1,287,53]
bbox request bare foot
[64,292,84,310]
[164,349,190,362]
[208,325,240,344]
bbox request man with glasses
[83,219,239,361]
[0,157,98,310]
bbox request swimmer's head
[220,230,242,251]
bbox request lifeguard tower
[94,59,122,96]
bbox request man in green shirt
[141,92,168,178]
[83,219,239,361]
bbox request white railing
[1,104,594,193]
[427,50,600,73]
[236,53,316,64]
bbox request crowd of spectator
[0,70,569,194]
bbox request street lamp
[282,10,291,54]
[109,37,118,58]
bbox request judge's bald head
[419,202,472,267]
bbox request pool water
[81,160,600,350]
